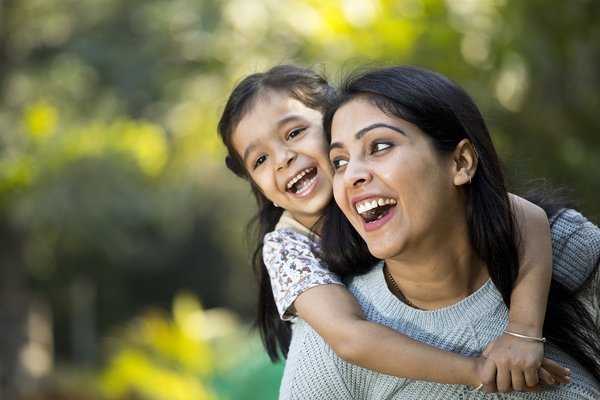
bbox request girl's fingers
[496,366,512,393]
[511,370,526,391]
[523,365,540,388]
[541,358,571,384]
[538,367,556,385]
[480,359,498,392]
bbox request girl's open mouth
[286,168,317,194]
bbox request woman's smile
[353,196,398,231]
[329,98,457,259]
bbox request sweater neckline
[356,262,503,331]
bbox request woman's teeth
[356,198,397,215]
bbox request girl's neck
[277,211,323,237]
[290,212,324,235]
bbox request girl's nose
[276,148,296,170]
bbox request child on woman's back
[217,64,569,391]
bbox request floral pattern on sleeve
[263,229,343,320]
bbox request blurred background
[0,0,598,398]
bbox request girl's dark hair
[321,65,600,380]
[217,64,335,362]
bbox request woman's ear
[452,138,478,186]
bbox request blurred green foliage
[97,293,282,400]
[0,0,598,398]
[56,292,282,400]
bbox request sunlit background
[0,0,598,398]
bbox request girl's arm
[294,283,482,386]
[263,227,481,387]
[480,194,570,392]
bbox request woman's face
[231,92,333,229]
[329,98,462,260]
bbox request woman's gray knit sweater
[279,209,600,399]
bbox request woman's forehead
[331,99,390,136]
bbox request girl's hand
[479,333,570,392]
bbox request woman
[278,65,600,399]
[217,64,571,391]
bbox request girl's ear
[452,138,478,186]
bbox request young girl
[217,64,569,391]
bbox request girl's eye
[371,141,392,154]
[331,158,348,171]
[287,127,306,140]
[253,155,267,169]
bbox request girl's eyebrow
[329,123,406,151]
[276,114,305,128]
[242,115,307,164]
[242,142,257,165]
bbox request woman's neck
[384,247,489,310]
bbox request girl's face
[231,92,333,229]
[329,98,463,261]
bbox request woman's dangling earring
[273,202,280,208]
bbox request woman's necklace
[384,263,420,309]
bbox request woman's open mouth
[355,198,397,223]
[286,168,318,195]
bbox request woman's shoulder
[549,208,600,237]
[549,208,600,292]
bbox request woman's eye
[287,127,306,140]
[253,155,267,169]
[371,142,392,153]
[331,158,348,171]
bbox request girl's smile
[231,92,333,229]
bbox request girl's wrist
[503,330,546,343]
[468,357,484,387]
[506,320,543,338]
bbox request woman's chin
[367,246,393,260]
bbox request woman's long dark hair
[217,64,335,362]
[321,65,600,380]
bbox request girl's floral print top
[263,211,343,320]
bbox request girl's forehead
[232,93,323,153]
[243,93,321,126]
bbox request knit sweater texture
[279,209,600,399]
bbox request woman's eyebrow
[356,123,406,139]
[330,122,406,151]
[329,142,343,152]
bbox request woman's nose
[344,159,371,188]
[276,148,296,170]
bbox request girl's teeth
[287,168,312,190]
[295,175,316,194]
